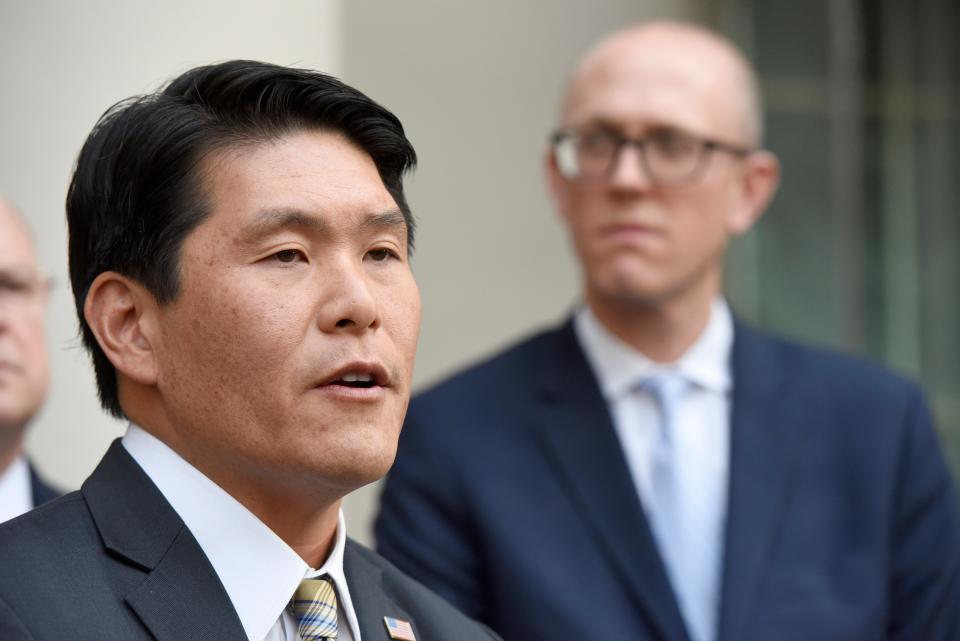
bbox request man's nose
[317,260,380,333]
[609,143,654,192]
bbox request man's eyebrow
[360,208,408,236]
[572,117,623,132]
[237,209,329,244]
[235,207,408,244]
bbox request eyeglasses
[0,269,51,312]
[551,126,753,185]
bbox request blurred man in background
[0,197,58,523]
[377,21,960,641]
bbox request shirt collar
[0,454,32,522]
[121,423,360,641]
[574,298,734,401]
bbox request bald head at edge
[0,197,35,252]
[562,21,765,148]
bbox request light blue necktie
[642,373,718,641]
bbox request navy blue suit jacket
[0,441,500,641]
[376,319,960,641]
[27,461,60,507]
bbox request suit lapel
[716,324,808,641]
[344,542,419,641]
[82,441,247,641]
[533,321,691,641]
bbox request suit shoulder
[752,328,916,387]
[345,540,500,640]
[745,325,925,404]
[346,541,501,639]
[346,538,451,598]
[0,491,97,592]
[414,324,560,405]
[0,490,88,539]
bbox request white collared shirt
[0,454,32,524]
[574,298,733,579]
[122,424,361,641]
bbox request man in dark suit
[376,21,960,641]
[0,61,499,641]
[0,198,60,522]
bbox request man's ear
[83,272,161,386]
[544,146,572,223]
[728,150,781,236]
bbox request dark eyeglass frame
[550,126,755,185]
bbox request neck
[586,278,719,363]
[124,395,344,569]
[181,455,345,568]
[227,480,343,568]
[0,427,24,476]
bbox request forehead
[199,130,396,231]
[0,206,38,272]
[563,34,746,139]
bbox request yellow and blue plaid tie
[291,577,339,641]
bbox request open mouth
[318,362,390,391]
[333,373,377,389]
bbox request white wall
[0,0,342,497]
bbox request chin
[592,271,669,308]
[0,406,31,432]
[311,439,399,491]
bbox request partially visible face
[0,203,49,434]
[150,130,420,496]
[550,28,758,311]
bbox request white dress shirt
[0,454,33,524]
[123,424,361,641]
[574,299,733,637]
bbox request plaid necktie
[291,576,339,641]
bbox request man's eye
[650,130,697,157]
[272,249,306,263]
[579,131,618,155]
[367,248,397,263]
[0,277,29,293]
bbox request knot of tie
[291,576,339,641]
[638,372,690,441]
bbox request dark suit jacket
[0,441,500,641]
[376,319,960,641]
[27,461,60,507]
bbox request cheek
[560,204,598,256]
[26,328,49,385]
[11,318,48,372]
[384,279,421,363]
[166,287,300,393]
[1,323,45,393]
[668,194,732,254]
[15,316,43,350]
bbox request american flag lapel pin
[383,616,416,641]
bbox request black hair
[66,60,417,417]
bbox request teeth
[340,372,373,383]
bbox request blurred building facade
[713,0,960,469]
